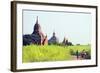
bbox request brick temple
[23,16,48,45]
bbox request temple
[48,32,59,45]
[62,37,73,46]
[23,16,48,45]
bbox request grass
[22,45,91,63]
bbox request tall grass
[22,45,90,63]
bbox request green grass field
[22,45,91,63]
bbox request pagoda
[48,32,59,45]
[23,16,48,45]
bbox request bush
[23,45,72,63]
[70,49,75,55]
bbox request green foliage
[70,49,76,55]
[22,45,90,63]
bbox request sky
[23,10,92,45]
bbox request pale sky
[23,10,92,45]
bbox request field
[22,45,91,63]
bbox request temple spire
[53,31,55,37]
[36,16,38,24]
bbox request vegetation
[69,45,91,59]
[22,45,91,63]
